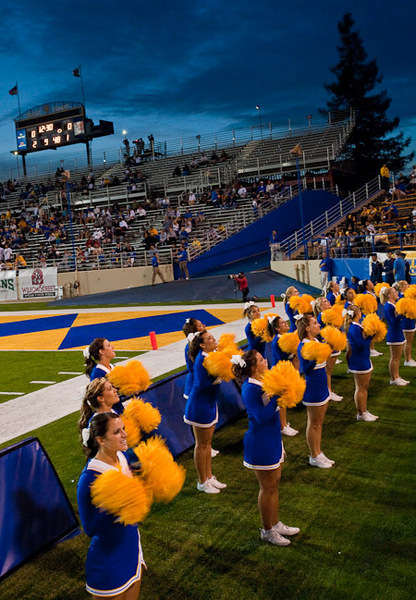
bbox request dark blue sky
[1,0,415,177]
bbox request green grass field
[1,346,415,600]
[0,351,143,402]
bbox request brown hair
[296,314,314,341]
[231,350,258,383]
[380,286,393,305]
[79,378,108,433]
[281,286,297,303]
[182,318,201,337]
[188,329,208,363]
[243,304,259,320]
[266,315,283,339]
[84,337,106,376]
[85,412,121,459]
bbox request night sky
[0,0,415,177]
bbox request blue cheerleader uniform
[285,302,297,333]
[317,312,340,357]
[183,342,194,400]
[297,339,330,406]
[384,302,405,345]
[271,334,292,365]
[326,291,336,306]
[183,351,219,427]
[77,452,145,597]
[347,322,373,373]
[398,293,416,332]
[245,321,266,356]
[241,377,284,470]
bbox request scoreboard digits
[20,118,85,152]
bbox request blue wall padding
[188,191,340,277]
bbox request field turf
[0,345,415,600]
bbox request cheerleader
[268,316,299,436]
[393,281,416,367]
[342,287,356,309]
[79,379,124,446]
[77,412,144,599]
[244,302,266,356]
[325,281,340,306]
[85,338,116,380]
[183,330,226,494]
[359,280,383,357]
[182,318,219,458]
[313,297,343,402]
[344,305,378,421]
[297,314,334,468]
[380,286,409,386]
[281,286,299,332]
[232,350,300,546]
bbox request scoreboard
[15,103,87,153]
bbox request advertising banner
[19,267,58,299]
[0,270,18,301]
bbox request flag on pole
[9,85,18,95]
[72,67,80,77]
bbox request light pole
[290,144,307,259]
[256,105,263,138]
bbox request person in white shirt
[238,186,247,198]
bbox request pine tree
[324,13,413,179]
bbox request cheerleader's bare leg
[306,404,328,458]
[326,355,336,392]
[389,345,403,381]
[404,331,415,362]
[192,425,214,483]
[254,467,281,530]
[353,372,371,414]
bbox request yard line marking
[0,391,25,395]
[113,356,130,359]
[30,380,56,384]
[58,371,83,375]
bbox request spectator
[176,245,190,280]
[319,251,333,288]
[393,251,406,282]
[151,249,166,285]
[235,272,249,302]
[369,253,383,284]
[383,251,395,285]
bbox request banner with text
[0,270,18,301]
[19,267,58,299]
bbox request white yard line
[0,392,25,396]
[0,304,284,445]
[30,380,56,384]
[58,371,83,375]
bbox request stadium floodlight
[122,129,128,136]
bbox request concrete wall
[271,259,322,288]
[58,264,173,296]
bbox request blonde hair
[296,314,314,341]
[313,296,326,318]
[343,305,361,332]
[396,280,408,293]
[282,286,297,303]
[243,304,259,320]
[380,286,393,305]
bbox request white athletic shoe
[357,411,379,422]
[260,528,291,546]
[335,358,342,364]
[370,349,383,357]
[404,359,416,367]
[320,453,335,465]
[330,391,343,402]
[207,475,227,489]
[281,424,299,437]
[309,453,333,469]
[390,378,409,386]
[197,480,220,494]
[211,448,220,457]
[274,521,300,536]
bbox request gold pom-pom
[361,313,387,342]
[396,297,416,320]
[108,360,151,396]
[251,317,273,342]
[124,398,161,433]
[289,294,313,314]
[374,282,390,297]
[204,351,234,381]
[320,326,347,351]
[91,469,152,525]
[321,305,344,327]
[289,295,301,311]
[217,333,242,357]
[301,340,332,363]
[354,293,377,314]
[122,414,141,448]
[134,436,186,503]
[335,294,344,304]
[404,285,416,300]
[278,332,300,355]
[262,361,306,408]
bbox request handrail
[279,176,382,258]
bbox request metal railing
[311,228,416,259]
[280,177,382,258]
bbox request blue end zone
[0,314,78,338]
[58,309,223,349]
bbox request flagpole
[78,66,86,109]
[15,82,22,116]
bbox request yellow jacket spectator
[380,165,390,178]
[15,254,27,268]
